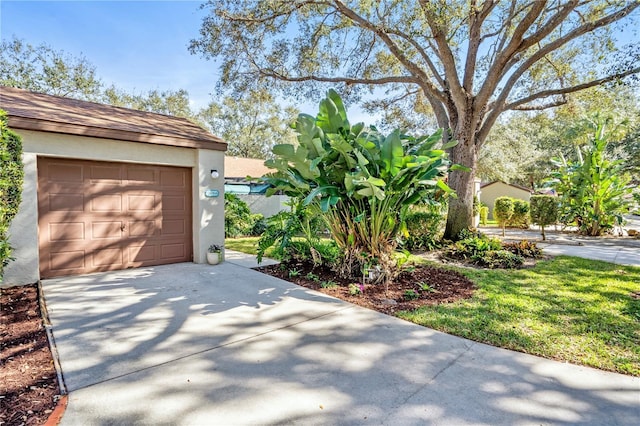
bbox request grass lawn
[225,237,639,375]
[400,256,640,376]
[225,237,264,256]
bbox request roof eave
[8,115,228,152]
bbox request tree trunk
[444,129,477,240]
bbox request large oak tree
[190,0,640,239]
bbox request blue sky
[2,1,638,121]
[1,0,221,109]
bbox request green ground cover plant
[398,256,640,375]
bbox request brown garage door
[38,157,192,278]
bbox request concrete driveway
[43,262,639,425]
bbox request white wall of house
[238,194,290,218]
[2,130,225,286]
[480,182,532,219]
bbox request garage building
[1,86,227,284]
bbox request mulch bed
[1,284,60,426]
[256,262,476,315]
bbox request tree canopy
[191,0,640,239]
[198,88,298,158]
[477,85,640,187]
[1,37,298,157]
[1,37,102,100]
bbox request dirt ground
[256,262,476,315]
[1,284,60,426]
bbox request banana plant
[547,115,632,236]
[263,89,455,283]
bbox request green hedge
[506,199,530,228]
[401,209,444,251]
[530,195,559,240]
[0,110,24,278]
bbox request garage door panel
[38,158,192,278]
[92,248,124,267]
[49,222,85,241]
[48,193,84,211]
[90,194,123,212]
[126,168,157,183]
[128,220,157,237]
[49,250,86,271]
[160,243,187,259]
[92,221,123,239]
[162,219,185,235]
[160,170,186,187]
[47,163,84,182]
[90,165,122,182]
[128,194,156,211]
[128,245,156,263]
[162,195,187,211]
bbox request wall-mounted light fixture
[210,169,220,179]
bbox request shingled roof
[224,156,273,179]
[0,86,226,151]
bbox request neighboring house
[480,181,534,219]
[0,86,227,285]
[224,156,289,218]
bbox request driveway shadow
[43,263,640,425]
[43,262,346,391]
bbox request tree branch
[475,1,549,109]
[477,65,640,148]
[419,0,467,112]
[509,97,567,111]
[258,68,419,86]
[463,0,497,92]
[217,1,317,24]
[332,0,446,103]
[385,28,445,87]
[492,1,640,116]
[504,67,640,111]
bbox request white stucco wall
[480,182,532,219]
[238,194,290,218]
[194,149,225,263]
[1,130,225,286]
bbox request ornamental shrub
[0,109,24,279]
[224,193,252,237]
[262,89,452,284]
[473,250,524,269]
[444,232,528,269]
[530,195,558,240]
[401,205,445,251]
[248,214,267,236]
[494,197,514,237]
[507,199,530,229]
[502,240,542,258]
[479,205,489,225]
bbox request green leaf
[436,179,454,194]
[450,164,471,172]
[381,130,404,176]
[272,144,296,158]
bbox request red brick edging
[44,395,68,426]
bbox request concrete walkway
[480,226,640,267]
[43,262,639,425]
